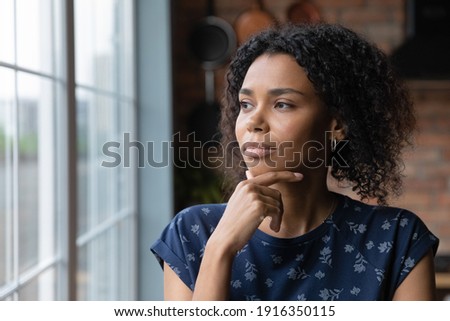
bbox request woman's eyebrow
[268,88,304,96]
[239,87,304,96]
[239,88,253,96]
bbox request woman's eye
[275,102,292,109]
[239,101,252,110]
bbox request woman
[151,24,439,300]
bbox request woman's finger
[246,170,303,186]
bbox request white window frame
[0,0,148,300]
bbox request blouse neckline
[252,193,346,247]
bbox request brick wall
[171,0,450,254]
[394,84,450,254]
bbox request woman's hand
[208,170,304,257]
[190,170,303,300]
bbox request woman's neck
[258,171,337,238]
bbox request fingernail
[293,172,303,179]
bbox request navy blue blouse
[151,194,439,300]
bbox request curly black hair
[219,23,415,205]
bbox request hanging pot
[234,0,275,45]
[287,0,321,24]
[188,0,235,144]
[188,0,236,70]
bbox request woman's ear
[329,118,346,141]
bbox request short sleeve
[150,204,224,291]
[391,210,439,292]
[150,212,197,291]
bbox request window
[0,0,137,300]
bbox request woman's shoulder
[337,194,438,251]
[340,194,426,224]
[169,203,227,233]
[174,203,227,220]
[155,203,227,253]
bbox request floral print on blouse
[151,193,439,300]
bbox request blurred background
[0,0,449,300]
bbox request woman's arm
[392,249,436,300]
[163,171,303,301]
[191,239,235,300]
[163,241,234,300]
[164,262,193,300]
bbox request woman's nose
[246,107,269,133]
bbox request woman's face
[235,53,333,176]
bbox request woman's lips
[242,142,276,158]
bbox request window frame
[0,0,149,300]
